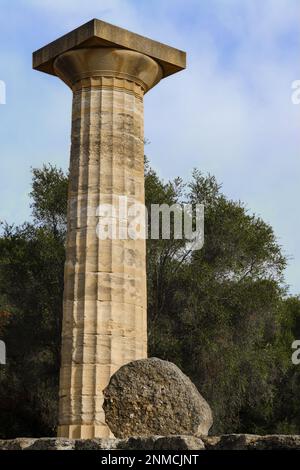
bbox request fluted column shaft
[55,48,162,438]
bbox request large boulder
[103,357,213,438]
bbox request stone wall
[1,435,300,450]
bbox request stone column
[55,48,161,439]
[33,19,186,439]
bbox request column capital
[33,18,186,90]
[53,47,163,93]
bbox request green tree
[145,165,289,433]
[0,165,67,437]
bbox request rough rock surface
[103,357,213,438]
[0,435,300,450]
[202,434,300,450]
[118,436,205,450]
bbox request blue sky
[0,0,300,293]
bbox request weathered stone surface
[103,357,213,438]
[1,435,300,450]
[0,436,204,451]
[0,438,36,450]
[118,436,205,451]
[56,63,149,439]
[251,435,300,450]
[202,434,300,450]
[24,438,75,451]
[202,434,257,450]
[33,19,186,79]
[75,438,119,450]
[33,22,186,440]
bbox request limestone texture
[56,53,150,439]
[118,436,205,451]
[1,435,300,450]
[103,357,213,438]
[33,21,186,439]
[202,434,300,450]
[33,18,186,79]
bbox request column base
[57,424,113,439]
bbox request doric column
[33,19,186,439]
[55,48,161,439]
